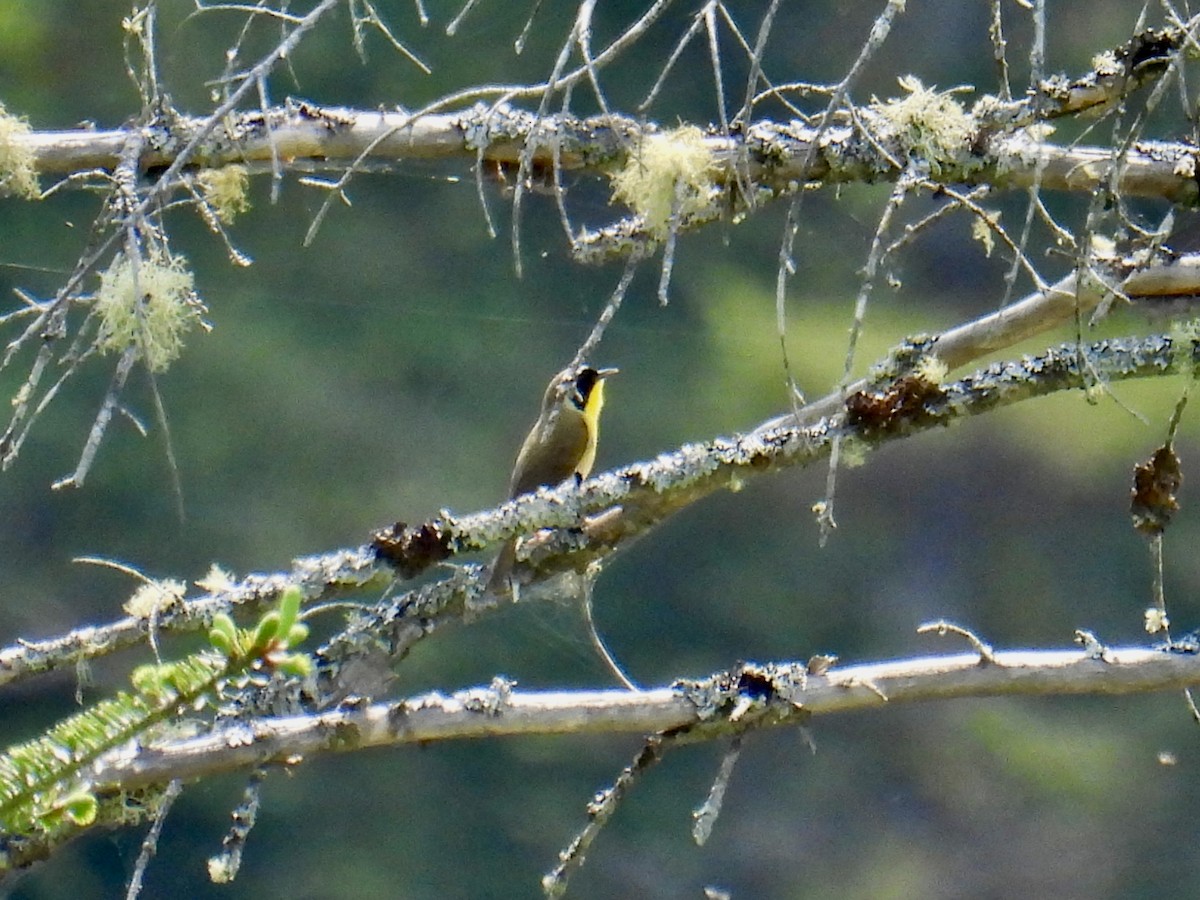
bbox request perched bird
[487,363,617,592]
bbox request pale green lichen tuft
[1168,319,1200,344]
[1091,50,1121,78]
[866,334,939,384]
[1168,318,1200,375]
[1144,606,1169,634]
[0,102,39,199]
[839,437,871,469]
[870,76,973,175]
[208,854,237,884]
[123,578,187,618]
[195,563,236,594]
[197,165,250,224]
[970,212,999,257]
[95,253,201,373]
[610,126,718,238]
[914,355,949,385]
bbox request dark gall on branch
[1120,28,1180,79]
[1131,444,1182,535]
[845,374,947,436]
[370,520,453,578]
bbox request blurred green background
[3,1,1200,898]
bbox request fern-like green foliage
[0,587,311,865]
[0,652,228,842]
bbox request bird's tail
[485,538,518,595]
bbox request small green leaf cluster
[207,587,312,678]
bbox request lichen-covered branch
[374,329,1195,577]
[86,645,1200,792]
[8,21,1194,263]
[0,548,385,690]
[760,253,1200,431]
[18,99,1200,222]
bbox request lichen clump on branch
[610,125,719,238]
[869,76,973,175]
[95,253,202,372]
[198,164,251,224]
[0,101,38,199]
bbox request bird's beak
[596,367,619,378]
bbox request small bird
[487,363,617,592]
